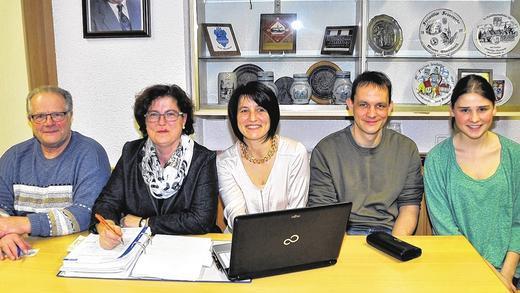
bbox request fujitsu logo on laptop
[290,214,301,219]
[283,234,299,245]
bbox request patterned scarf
[140,135,194,200]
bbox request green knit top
[425,134,520,276]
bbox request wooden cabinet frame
[21,0,58,89]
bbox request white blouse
[217,136,310,230]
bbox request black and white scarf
[140,135,194,200]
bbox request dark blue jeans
[346,226,392,235]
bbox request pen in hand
[94,213,124,245]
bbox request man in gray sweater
[308,71,423,236]
[0,86,110,260]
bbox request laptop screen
[224,202,352,280]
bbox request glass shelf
[366,53,520,61]
[198,54,360,61]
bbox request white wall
[0,0,31,155]
[52,0,188,164]
[200,118,520,153]
[52,0,520,164]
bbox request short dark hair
[227,81,280,144]
[450,74,496,128]
[350,71,392,103]
[134,84,194,137]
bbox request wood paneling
[21,0,57,89]
[415,196,433,235]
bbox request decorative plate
[367,14,403,55]
[473,14,520,57]
[492,74,513,106]
[275,76,294,105]
[412,61,456,106]
[306,61,341,104]
[233,64,264,87]
[419,9,465,56]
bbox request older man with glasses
[0,86,110,260]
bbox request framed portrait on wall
[259,13,297,54]
[82,0,151,38]
[202,23,241,56]
[457,68,493,83]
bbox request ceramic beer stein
[218,72,237,104]
[290,73,311,104]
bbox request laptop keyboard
[219,252,231,269]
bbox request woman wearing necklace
[92,84,219,249]
[424,75,519,291]
[217,81,310,232]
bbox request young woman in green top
[424,75,519,292]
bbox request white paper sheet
[131,235,213,281]
[60,227,150,273]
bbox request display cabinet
[189,0,520,118]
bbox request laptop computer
[212,202,352,281]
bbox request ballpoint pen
[94,213,124,245]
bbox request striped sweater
[0,131,110,236]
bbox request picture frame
[201,23,241,56]
[321,26,358,55]
[457,69,493,83]
[82,0,151,38]
[259,13,297,54]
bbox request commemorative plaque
[367,14,403,56]
[419,9,466,56]
[202,23,241,56]
[473,14,520,57]
[259,14,297,54]
[321,26,358,55]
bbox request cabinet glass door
[192,0,362,116]
[365,0,520,116]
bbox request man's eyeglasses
[145,111,184,123]
[29,111,69,124]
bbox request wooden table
[0,234,509,293]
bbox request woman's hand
[0,233,31,261]
[500,266,518,292]
[121,214,141,228]
[97,220,123,250]
[500,251,520,292]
